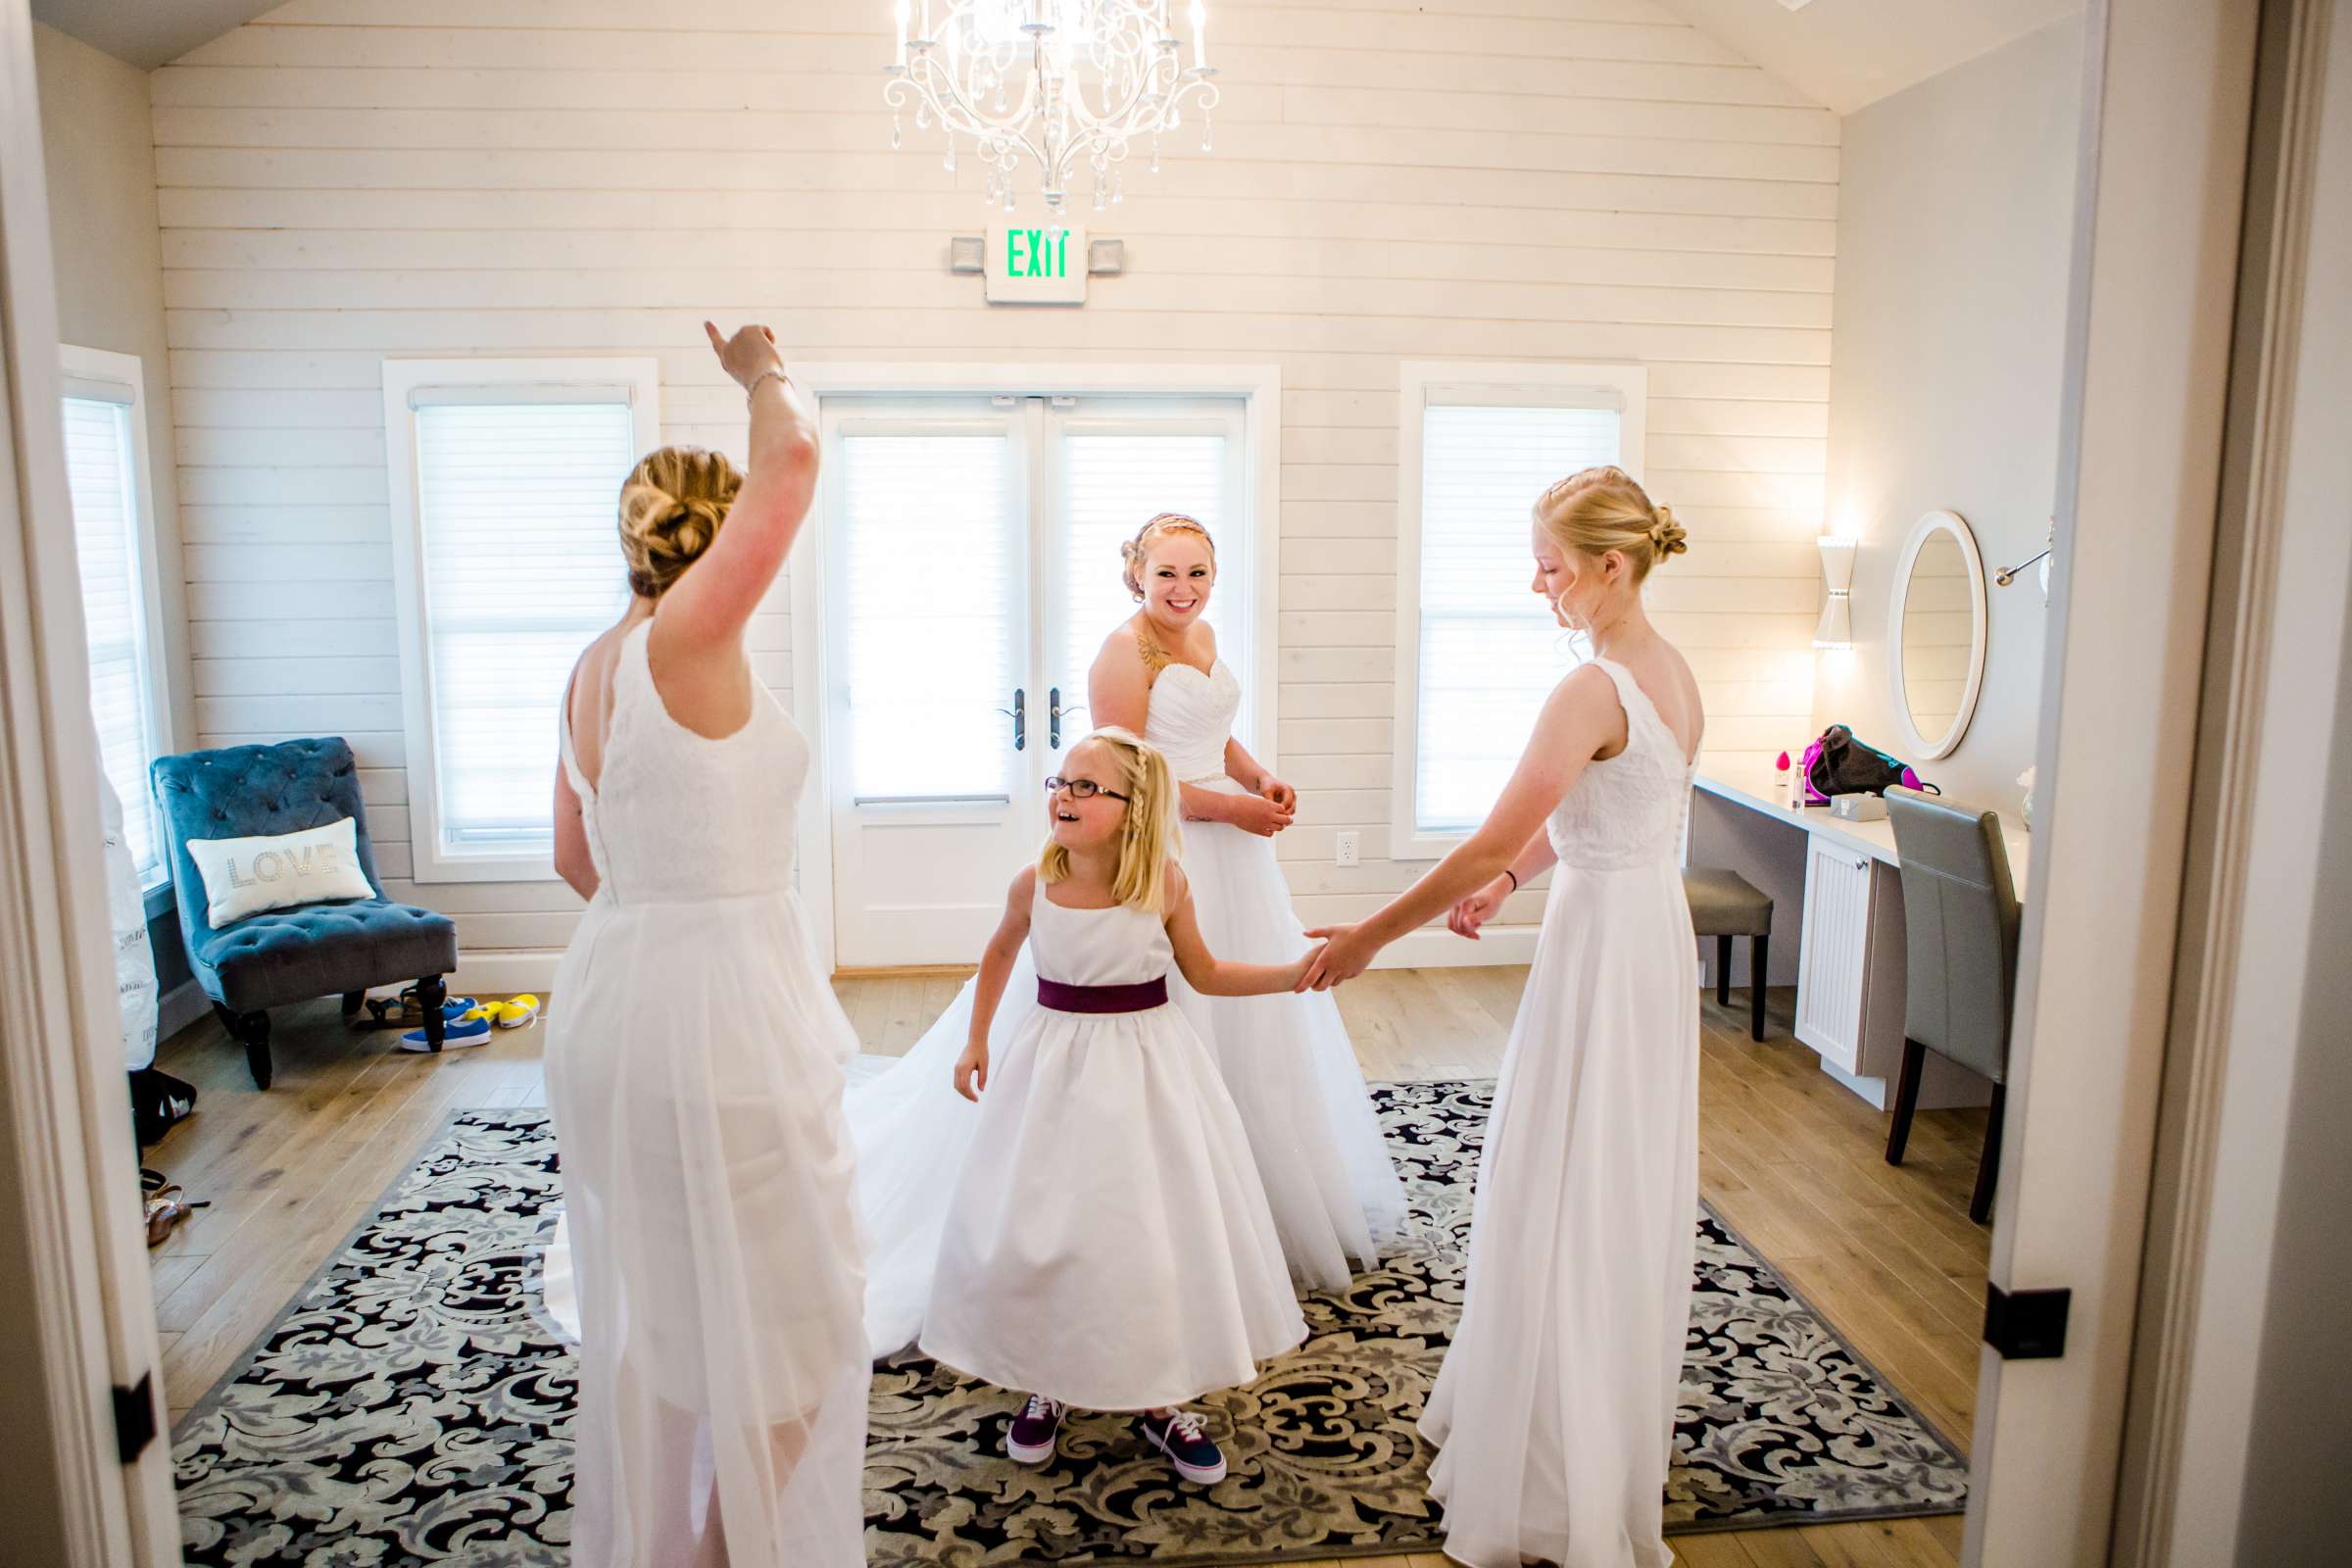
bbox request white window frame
[1391,361,1647,859]
[788,362,1281,969]
[383,357,661,882]
[59,344,175,891]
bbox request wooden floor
[145,968,1991,1568]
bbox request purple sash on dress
[1035,976,1169,1014]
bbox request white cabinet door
[1794,838,1876,1074]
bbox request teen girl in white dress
[545,323,867,1568]
[1301,468,1703,1568]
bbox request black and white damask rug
[173,1083,1968,1565]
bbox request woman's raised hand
[1446,874,1512,941]
[704,319,784,390]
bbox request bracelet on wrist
[744,367,789,406]
[1502,868,1519,893]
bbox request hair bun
[618,446,743,599]
[1648,505,1690,561]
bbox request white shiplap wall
[154,0,1832,982]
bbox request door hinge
[113,1373,156,1462]
[1983,1284,2070,1359]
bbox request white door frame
[1967,0,2258,1560]
[2110,0,2352,1559]
[786,363,1282,972]
[0,2,180,1560]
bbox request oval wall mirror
[1888,510,1987,761]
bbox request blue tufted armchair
[152,737,459,1089]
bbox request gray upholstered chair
[153,738,459,1090]
[1883,786,2021,1224]
[1683,867,1772,1041]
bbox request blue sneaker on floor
[400,1009,493,1053]
[1005,1394,1065,1464]
[1137,1408,1226,1484]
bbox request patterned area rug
[173,1083,1968,1566]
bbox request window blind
[415,401,635,849]
[1056,430,1232,726]
[840,431,1020,802]
[61,395,164,885]
[1415,403,1621,832]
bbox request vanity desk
[1687,759,2030,1109]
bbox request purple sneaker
[1137,1407,1226,1484]
[1005,1394,1066,1464]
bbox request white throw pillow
[186,817,375,927]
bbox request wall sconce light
[1814,535,1856,650]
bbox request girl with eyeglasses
[916,728,1309,1483]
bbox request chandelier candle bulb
[1190,0,1206,67]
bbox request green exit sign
[986,224,1088,305]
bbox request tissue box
[1830,794,1888,823]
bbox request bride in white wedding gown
[847,514,1405,1355]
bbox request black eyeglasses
[1045,776,1128,801]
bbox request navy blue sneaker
[1005,1394,1065,1464]
[1137,1407,1226,1483]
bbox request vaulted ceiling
[29,0,285,71]
[1645,0,2084,116]
[33,0,2084,116]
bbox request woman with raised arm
[544,322,867,1567]
[1300,467,1702,1568]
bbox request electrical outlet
[1335,830,1360,868]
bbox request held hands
[1298,922,1378,992]
[954,1038,990,1102]
[704,319,785,390]
[1257,774,1298,814]
[1446,874,1513,941]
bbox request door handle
[996,688,1026,751]
[1050,687,1087,748]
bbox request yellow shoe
[488,995,542,1029]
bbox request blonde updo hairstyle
[1532,466,1689,585]
[618,445,743,599]
[1038,727,1183,914]
[1119,512,1217,601]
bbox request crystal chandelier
[884,0,1220,213]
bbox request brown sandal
[139,1169,207,1248]
[144,1185,190,1246]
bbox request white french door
[821,393,1250,967]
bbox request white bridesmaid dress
[1418,658,1700,1568]
[918,881,1304,1410]
[844,659,1404,1359]
[544,620,868,1567]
